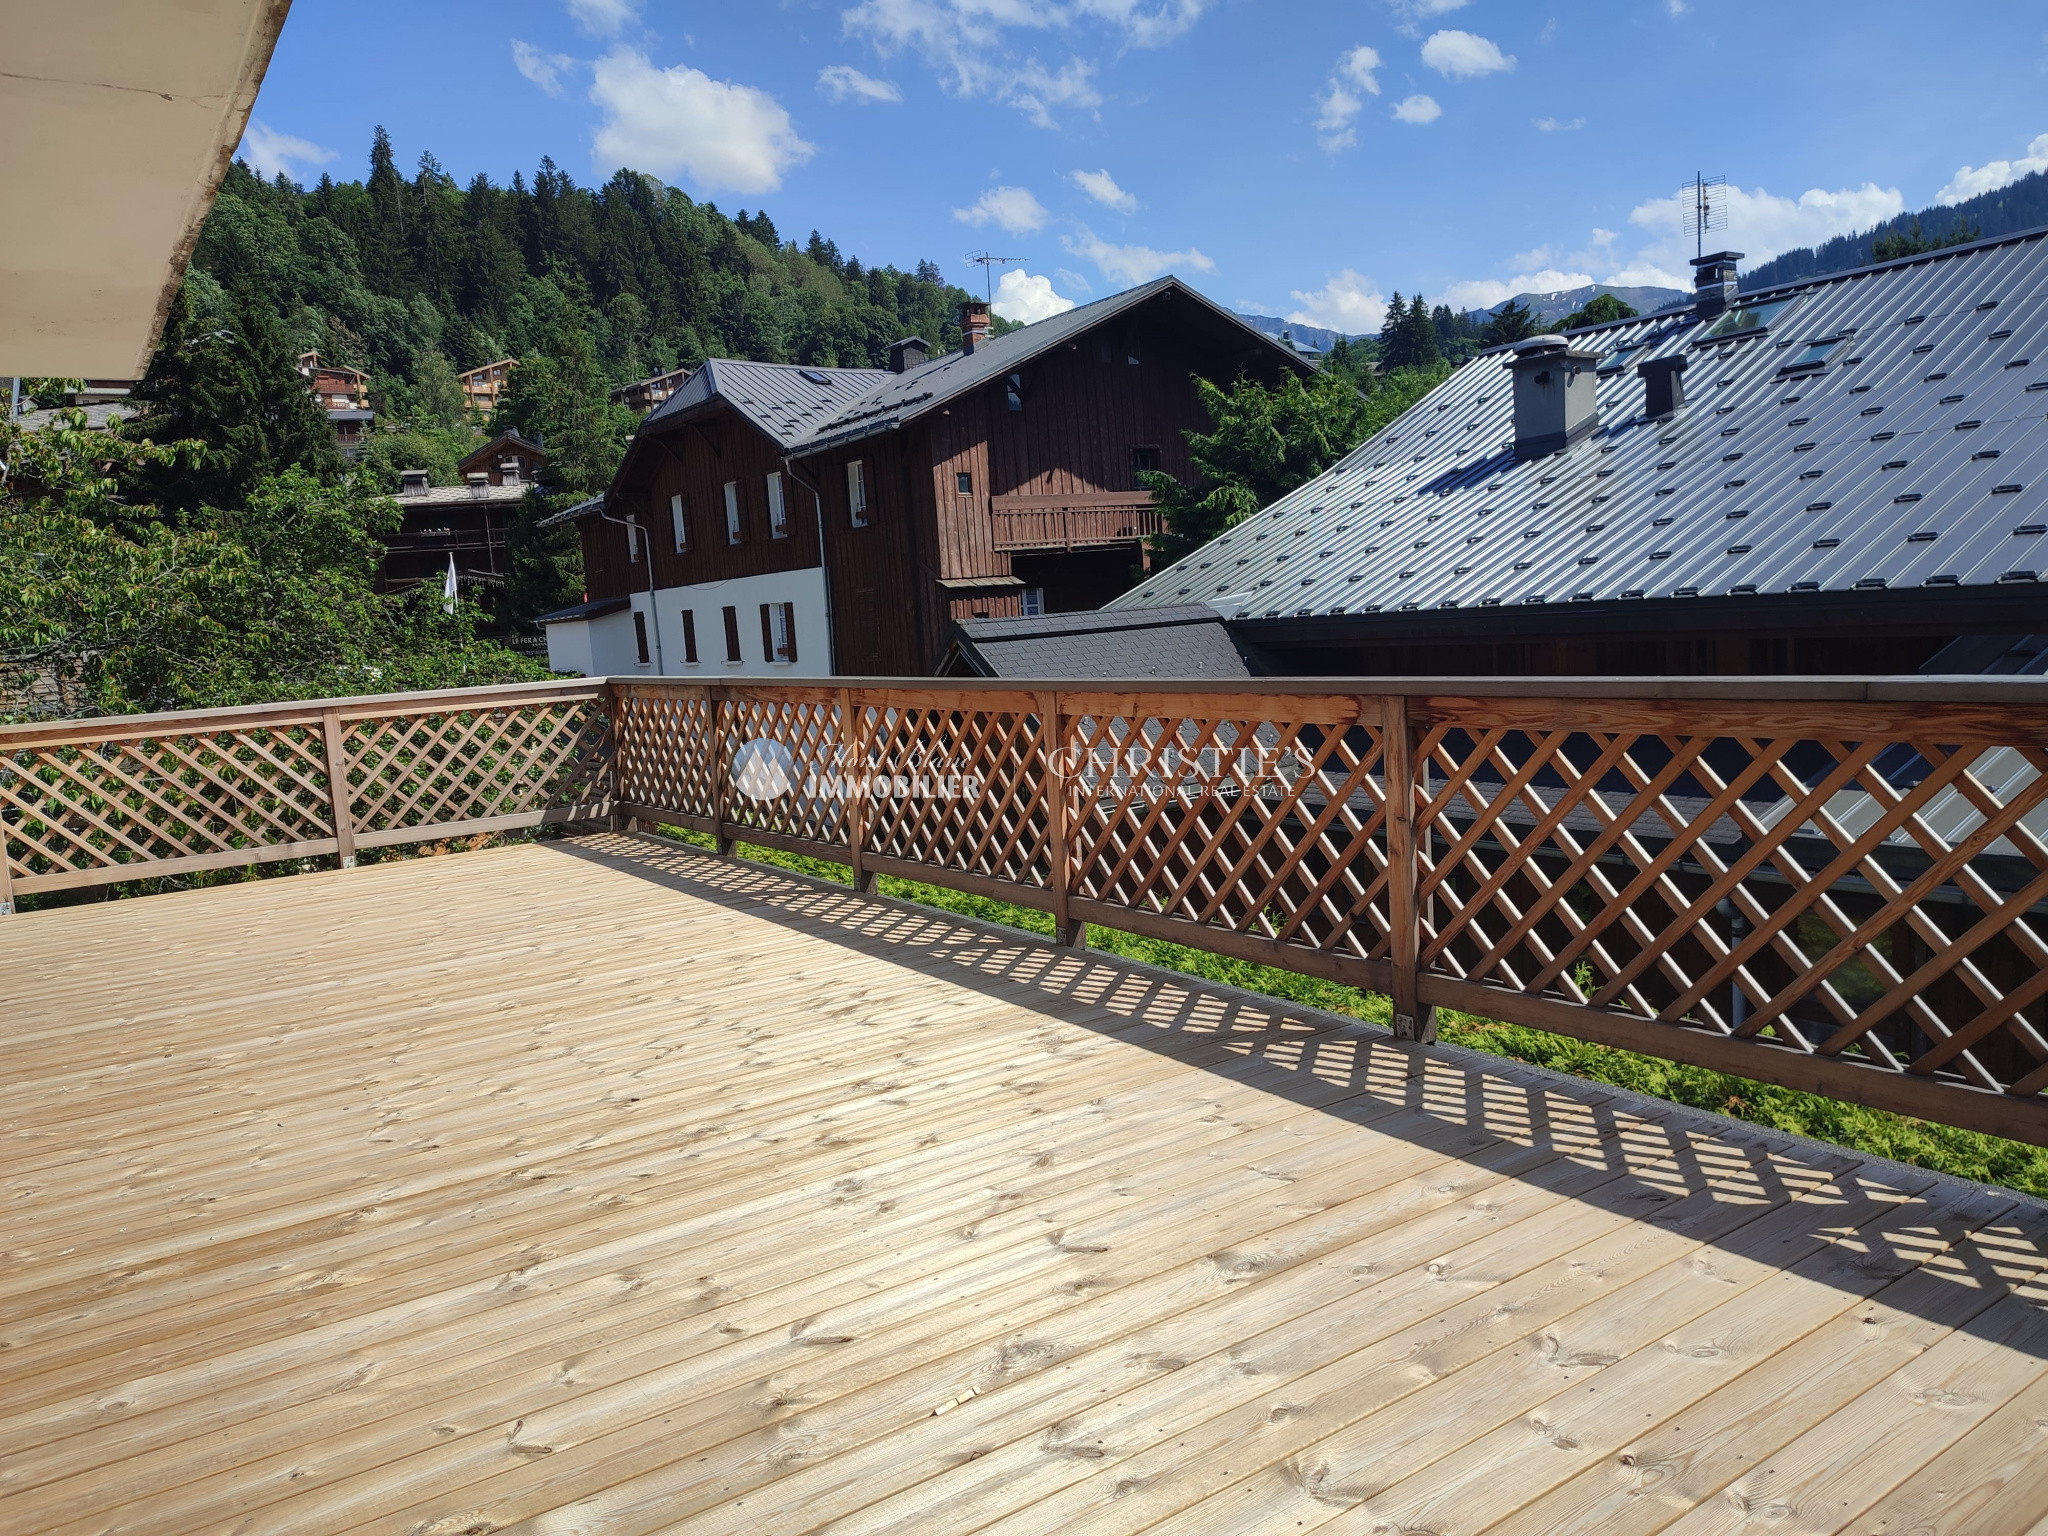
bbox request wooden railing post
[1039,689,1084,948]
[840,687,874,892]
[321,709,357,869]
[609,681,643,836]
[712,687,735,856]
[0,809,15,915]
[1381,693,1435,1045]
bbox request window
[626,519,641,562]
[632,611,650,665]
[956,471,973,495]
[721,605,741,663]
[681,608,699,664]
[1781,337,1843,374]
[670,493,687,552]
[1597,345,1642,375]
[766,471,788,538]
[723,481,742,543]
[1021,586,1045,618]
[1697,298,1796,342]
[847,459,869,527]
[1131,446,1160,489]
[762,601,798,663]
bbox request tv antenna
[1681,173,1728,260]
[965,251,1027,301]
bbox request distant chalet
[539,278,1312,678]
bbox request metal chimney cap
[1510,334,1570,354]
[1690,250,1745,268]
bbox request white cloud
[954,184,1050,234]
[1392,93,1442,124]
[1628,178,1904,268]
[1056,266,1095,293]
[993,269,1077,323]
[1421,29,1514,78]
[1286,269,1388,333]
[844,0,1204,123]
[1316,45,1381,150]
[590,49,815,195]
[818,64,903,103]
[1665,0,1690,15]
[512,40,575,97]
[1071,167,1138,213]
[236,120,336,181]
[567,0,638,36]
[1936,132,2048,204]
[1601,260,1689,288]
[1533,115,1583,132]
[1065,225,1214,285]
[1383,0,1469,36]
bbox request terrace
[5,675,2048,1533]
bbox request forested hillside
[1743,169,2048,291]
[193,131,994,457]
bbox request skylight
[1697,298,1796,343]
[1780,337,1843,374]
[799,369,832,385]
[1597,344,1643,375]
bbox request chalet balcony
[4,677,2048,1533]
[990,491,1164,551]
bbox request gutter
[780,453,838,675]
[595,502,664,673]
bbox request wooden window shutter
[721,605,741,662]
[681,608,698,664]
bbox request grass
[661,827,2048,1202]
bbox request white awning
[1,1,289,377]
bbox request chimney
[1501,334,1601,462]
[959,301,991,355]
[499,458,522,485]
[1637,354,1689,420]
[465,471,489,488]
[398,469,430,496]
[889,336,930,373]
[1691,250,1743,320]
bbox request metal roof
[1114,227,2048,620]
[642,357,889,450]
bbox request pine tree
[127,283,341,515]
[363,126,413,294]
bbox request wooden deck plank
[1,833,2042,1536]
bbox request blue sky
[240,1,2048,331]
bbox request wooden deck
[4,834,2047,1536]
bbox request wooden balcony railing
[7,675,2048,1145]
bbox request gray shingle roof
[947,604,1265,678]
[643,357,889,449]
[1115,227,2048,620]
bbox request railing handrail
[600,673,2048,705]
[0,677,610,749]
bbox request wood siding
[582,408,821,604]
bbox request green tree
[1871,217,1980,262]
[412,349,470,431]
[2,410,541,718]
[1554,292,1638,332]
[494,325,635,496]
[1142,370,1374,567]
[1379,294,1442,371]
[124,283,342,516]
[1483,297,1538,348]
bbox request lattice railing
[0,681,613,901]
[11,675,2048,1143]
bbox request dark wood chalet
[377,432,547,594]
[541,278,1312,677]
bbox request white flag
[442,551,458,615]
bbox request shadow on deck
[2,833,2044,1535]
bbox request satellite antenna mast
[1682,172,1728,260]
[965,251,1027,301]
